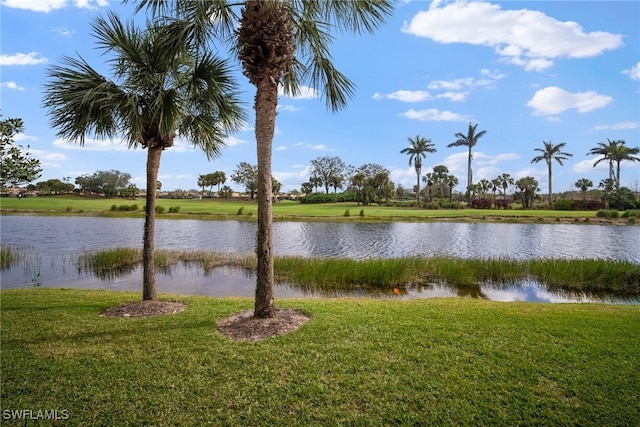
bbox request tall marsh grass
[73,248,640,296]
[0,245,18,270]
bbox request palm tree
[401,135,436,204]
[609,141,640,190]
[43,13,244,301]
[531,141,573,206]
[445,174,459,203]
[447,123,487,202]
[574,178,593,200]
[135,0,393,318]
[588,138,618,184]
[496,173,514,200]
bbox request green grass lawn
[0,194,602,221]
[2,288,639,426]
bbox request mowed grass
[0,194,601,221]
[1,288,639,426]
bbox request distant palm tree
[588,138,618,183]
[445,174,459,203]
[136,0,393,318]
[574,178,593,200]
[401,135,436,204]
[531,141,573,206]
[43,13,244,301]
[609,141,640,190]
[496,173,514,200]
[447,123,487,202]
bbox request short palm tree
[574,178,593,200]
[43,12,244,301]
[401,135,436,204]
[496,173,514,200]
[445,174,459,202]
[531,141,573,206]
[447,123,487,202]
[135,0,393,318]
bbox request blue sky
[1,0,639,194]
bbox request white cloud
[276,145,287,151]
[572,158,608,174]
[622,62,640,80]
[13,133,37,142]
[436,92,467,102]
[277,104,300,112]
[278,85,318,100]
[1,81,25,91]
[400,108,471,122]
[402,1,622,71]
[526,86,612,116]
[373,90,432,102]
[53,137,135,152]
[52,26,75,37]
[590,121,639,132]
[310,144,334,151]
[1,0,109,12]
[273,165,312,191]
[0,52,47,65]
[225,135,249,147]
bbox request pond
[1,215,639,303]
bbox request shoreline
[1,208,635,226]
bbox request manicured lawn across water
[0,195,607,221]
[1,288,639,425]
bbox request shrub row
[554,199,604,211]
[298,192,356,204]
[110,204,139,211]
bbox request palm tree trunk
[616,161,621,191]
[143,146,162,301]
[548,162,553,206]
[415,166,421,204]
[254,75,277,318]
[467,147,472,204]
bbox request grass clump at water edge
[73,248,640,296]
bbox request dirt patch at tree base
[100,300,186,318]
[218,309,310,341]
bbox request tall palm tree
[135,0,393,318]
[609,140,640,190]
[43,12,244,301]
[401,135,436,203]
[531,141,573,206]
[447,123,487,202]
[588,138,618,184]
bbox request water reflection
[1,215,639,303]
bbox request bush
[168,206,180,213]
[574,199,603,211]
[596,209,619,218]
[554,199,574,211]
[237,207,244,215]
[622,209,640,218]
[155,206,166,214]
[494,199,510,210]
[110,204,117,211]
[471,198,492,209]
[129,204,138,211]
[298,193,337,204]
[359,209,365,217]
[343,209,351,217]
[66,206,73,212]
